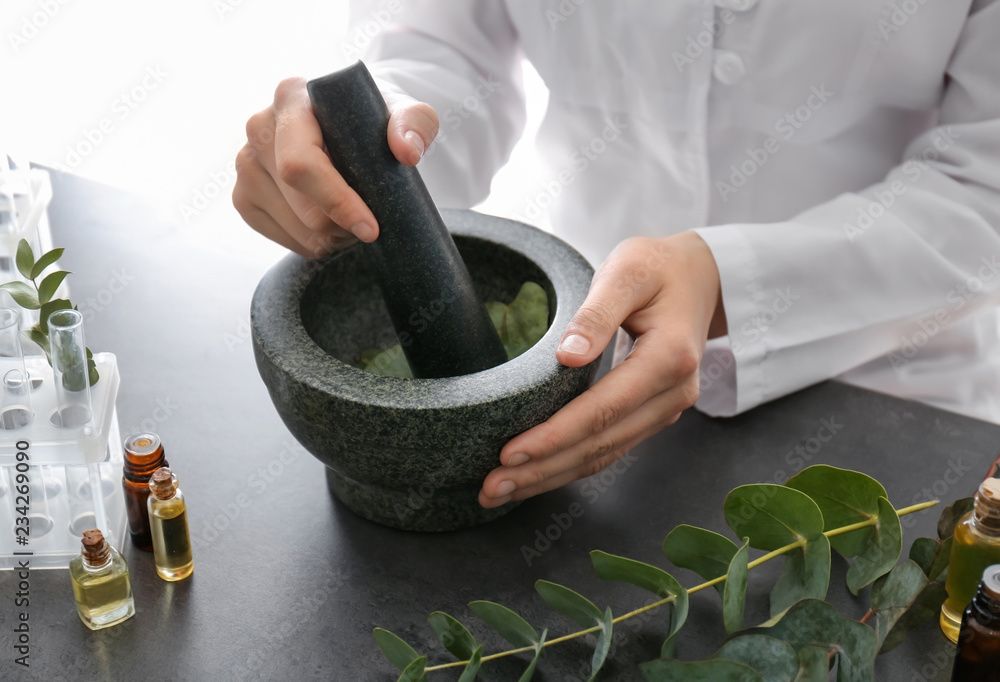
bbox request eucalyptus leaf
[468,601,539,649]
[870,560,948,653]
[0,281,40,310]
[590,550,688,656]
[723,539,750,634]
[794,646,830,682]
[29,246,64,280]
[715,634,798,682]
[662,524,740,594]
[24,328,50,363]
[587,607,613,682]
[357,281,549,376]
[499,282,548,359]
[909,536,951,582]
[38,270,70,304]
[15,239,34,280]
[641,658,765,682]
[427,611,477,661]
[516,628,547,682]
[359,344,413,379]
[846,497,902,595]
[457,645,483,682]
[396,656,427,682]
[770,534,831,617]
[745,599,877,682]
[724,484,824,550]
[937,497,974,540]
[535,580,604,628]
[373,628,422,671]
[786,465,887,558]
[39,298,72,334]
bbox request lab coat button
[713,50,746,85]
[716,0,759,10]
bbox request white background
[0,0,551,262]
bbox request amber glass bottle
[950,564,1000,681]
[122,433,168,551]
[941,479,1000,643]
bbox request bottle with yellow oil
[941,478,1000,643]
[147,467,194,581]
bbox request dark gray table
[2,169,997,681]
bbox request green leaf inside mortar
[356,282,549,378]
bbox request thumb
[557,293,627,369]
[383,91,439,167]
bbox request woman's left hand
[478,231,727,508]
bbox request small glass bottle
[941,478,1000,643]
[69,529,135,630]
[122,432,168,551]
[950,564,1000,682]
[148,467,193,581]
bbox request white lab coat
[355,0,1000,424]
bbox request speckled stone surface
[251,209,600,531]
[307,62,507,378]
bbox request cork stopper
[975,478,1000,533]
[149,467,178,500]
[81,529,110,567]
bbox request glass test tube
[0,307,33,430]
[48,309,93,428]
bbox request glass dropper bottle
[122,433,168,551]
[941,478,1000,642]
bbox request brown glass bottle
[122,433,168,551]
[951,564,1000,682]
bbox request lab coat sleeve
[693,0,1000,417]
[349,0,526,208]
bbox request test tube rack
[1,164,126,569]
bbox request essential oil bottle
[148,467,194,581]
[941,478,1000,643]
[122,432,168,551]
[69,529,136,630]
[950,564,1000,681]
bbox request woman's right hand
[233,77,439,257]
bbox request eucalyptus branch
[423,499,938,673]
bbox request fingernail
[558,334,591,355]
[404,130,424,160]
[506,452,529,467]
[350,221,376,242]
[494,480,516,497]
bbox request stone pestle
[306,62,508,379]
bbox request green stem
[424,499,938,673]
